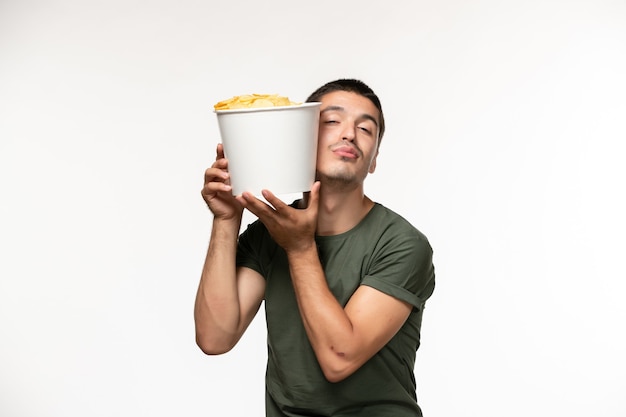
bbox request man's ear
[368,149,379,174]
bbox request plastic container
[215,102,321,196]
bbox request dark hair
[306,79,385,141]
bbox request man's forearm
[194,218,242,353]
[286,245,357,380]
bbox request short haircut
[306,79,385,141]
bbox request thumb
[307,181,321,212]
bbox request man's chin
[316,170,365,189]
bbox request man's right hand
[201,143,244,221]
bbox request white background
[1,1,625,416]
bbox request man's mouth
[332,146,358,159]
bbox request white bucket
[215,102,321,196]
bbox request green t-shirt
[236,203,435,417]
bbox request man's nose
[342,125,356,141]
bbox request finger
[234,194,247,206]
[241,192,276,218]
[204,166,229,184]
[307,181,321,211]
[216,143,225,160]
[261,189,289,212]
[211,155,229,170]
[202,180,232,193]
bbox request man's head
[306,79,385,142]
[308,80,384,189]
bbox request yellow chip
[213,93,300,110]
[250,98,275,108]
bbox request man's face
[315,91,381,187]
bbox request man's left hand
[237,181,320,254]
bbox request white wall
[1,1,625,416]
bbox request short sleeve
[361,227,435,310]
[236,220,275,278]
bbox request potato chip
[214,93,300,110]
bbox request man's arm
[287,245,412,382]
[194,218,265,355]
[194,144,266,355]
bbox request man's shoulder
[370,203,431,243]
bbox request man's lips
[332,146,358,159]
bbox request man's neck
[314,184,374,236]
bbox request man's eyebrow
[320,105,344,114]
[320,106,379,127]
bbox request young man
[196,79,435,416]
